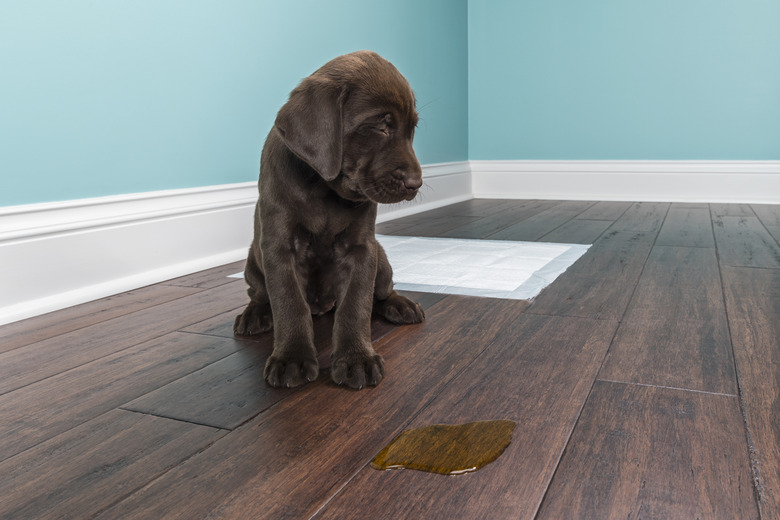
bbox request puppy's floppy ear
[275,78,346,181]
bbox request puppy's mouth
[326,175,370,202]
[361,173,422,204]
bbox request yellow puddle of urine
[370,420,516,475]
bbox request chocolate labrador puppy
[234,51,425,389]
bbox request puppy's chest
[293,228,354,314]
[286,191,374,272]
[292,222,357,267]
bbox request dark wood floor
[2,199,779,519]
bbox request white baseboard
[5,159,775,325]
[470,160,780,204]
[0,162,471,326]
[376,161,472,223]
[0,183,258,326]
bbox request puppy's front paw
[331,349,385,390]
[264,351,319,388]
[233,302,273,336]
[376,292,425,324]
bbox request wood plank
[600,318,733,394]
[711,203,754,217]
[721,266,780,518]
[161,260,245,289]
[527,230,655,320]
[488,201,595,241]
[575,201,632,221]
[315,315,618,519]
[599,247,735,394]
[391,215,483,237]
[607,202,669,233]
[656,207,715,248]
[180,306,247,338]
[0,409,224,520]
[751,204,780,227]
[0,280,247,395]
[378,201,511,235]
[670,202,710,210]
[439,200,559,239]
[0,332,243,461]
[752,203,780,243]
[620,246,726,322]
[0,284,200,354]
[93,296,532,520]
[713,216,780,268]
[375,216,420,235]
[539,218,612,244]
[535,381,758,519]
[411,198,519,218]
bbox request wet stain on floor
[371,420,516,475]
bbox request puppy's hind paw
[233,302,273,336]
[375,292,425,325]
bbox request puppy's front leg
[331,241,384,389]
[263,244,319,388]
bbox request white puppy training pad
[229,236,590,301]
[376,235,589,300]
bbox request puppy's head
[274,51,422,204]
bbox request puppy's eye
[376,115,394,136]
[358,122,388,137]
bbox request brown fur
[234,51,425,389]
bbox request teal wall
[469,0,780,160]
[0,0,468,206]
[3,1,778,206]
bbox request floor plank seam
[594,201,670,343]
[595,378,738,398]
[735,382,765,507]
[590,201,642,239]
[479,202,561,240]
[713,207,766,507]
[655,244,717,250]
[117,407,233,432]
[160,281,231,290]
[577,218,625,223]
[720,263,780,272]
[532,316,623,519]
[176,328,245,341]
[523,309,625,322]
[717,265,780,272]
[555,214,628,245]
[534,201,599,241]
[752,206,780,250]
